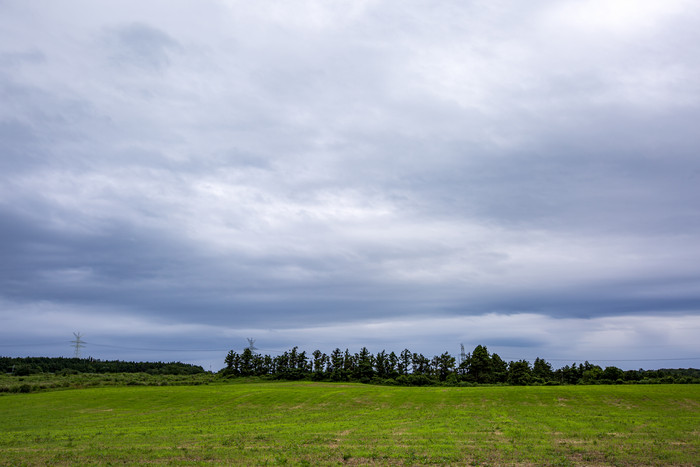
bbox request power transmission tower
[246,338,258,354]
[71,332,85,358]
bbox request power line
[503,356,700,362]
[84,342,227,352]
[93,344,285,355]
[3,339,699,362]
[582,357,700,362]
[0,340,285,354]
[0,342,71,347]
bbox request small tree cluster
[221,345,700,385]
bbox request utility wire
[2,340,699,362]
[501,356,700,362]
[0,342,71,347]
[84,342,227,352]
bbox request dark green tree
[581,361,603,384]
[374,350,388,378]
[508,360,532,385]
[312,350,325,373]
[354,347,374,381]
[491,353,508,383]
[239,348,254,376]
[532,357,553,383]
[435,352,456,381]
[224,351,239,373]
[398,349,412,375]
[387,351,399,379]
[554,363,582,384]
[467,345,493,383]
[412,353,430,375]
[602,366,624,383]
[329,348,344,381]
[342,349,355,381]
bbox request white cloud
[544,0,693,37]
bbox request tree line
[222,345,700,385]
[0,356,205,376]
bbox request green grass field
[1,381,698,465]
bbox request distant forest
[3,348,698,385]
[0,357,205,376]
[223,345,700,386]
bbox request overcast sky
[2,0,700,371]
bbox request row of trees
[0,357,205,376]
[222,345,700,385]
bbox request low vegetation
[0,371,216,394]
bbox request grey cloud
[1,1,699,368]
[0,50,45,67]
[0,119,39,171]
[105,23,181,71]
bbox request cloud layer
[2,0,699,369]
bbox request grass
[0,381,698,465]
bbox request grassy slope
[0,382,698,465]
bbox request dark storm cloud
[1,0,699,368]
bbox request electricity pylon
[71,332,85,358]
[246,338,258,353]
